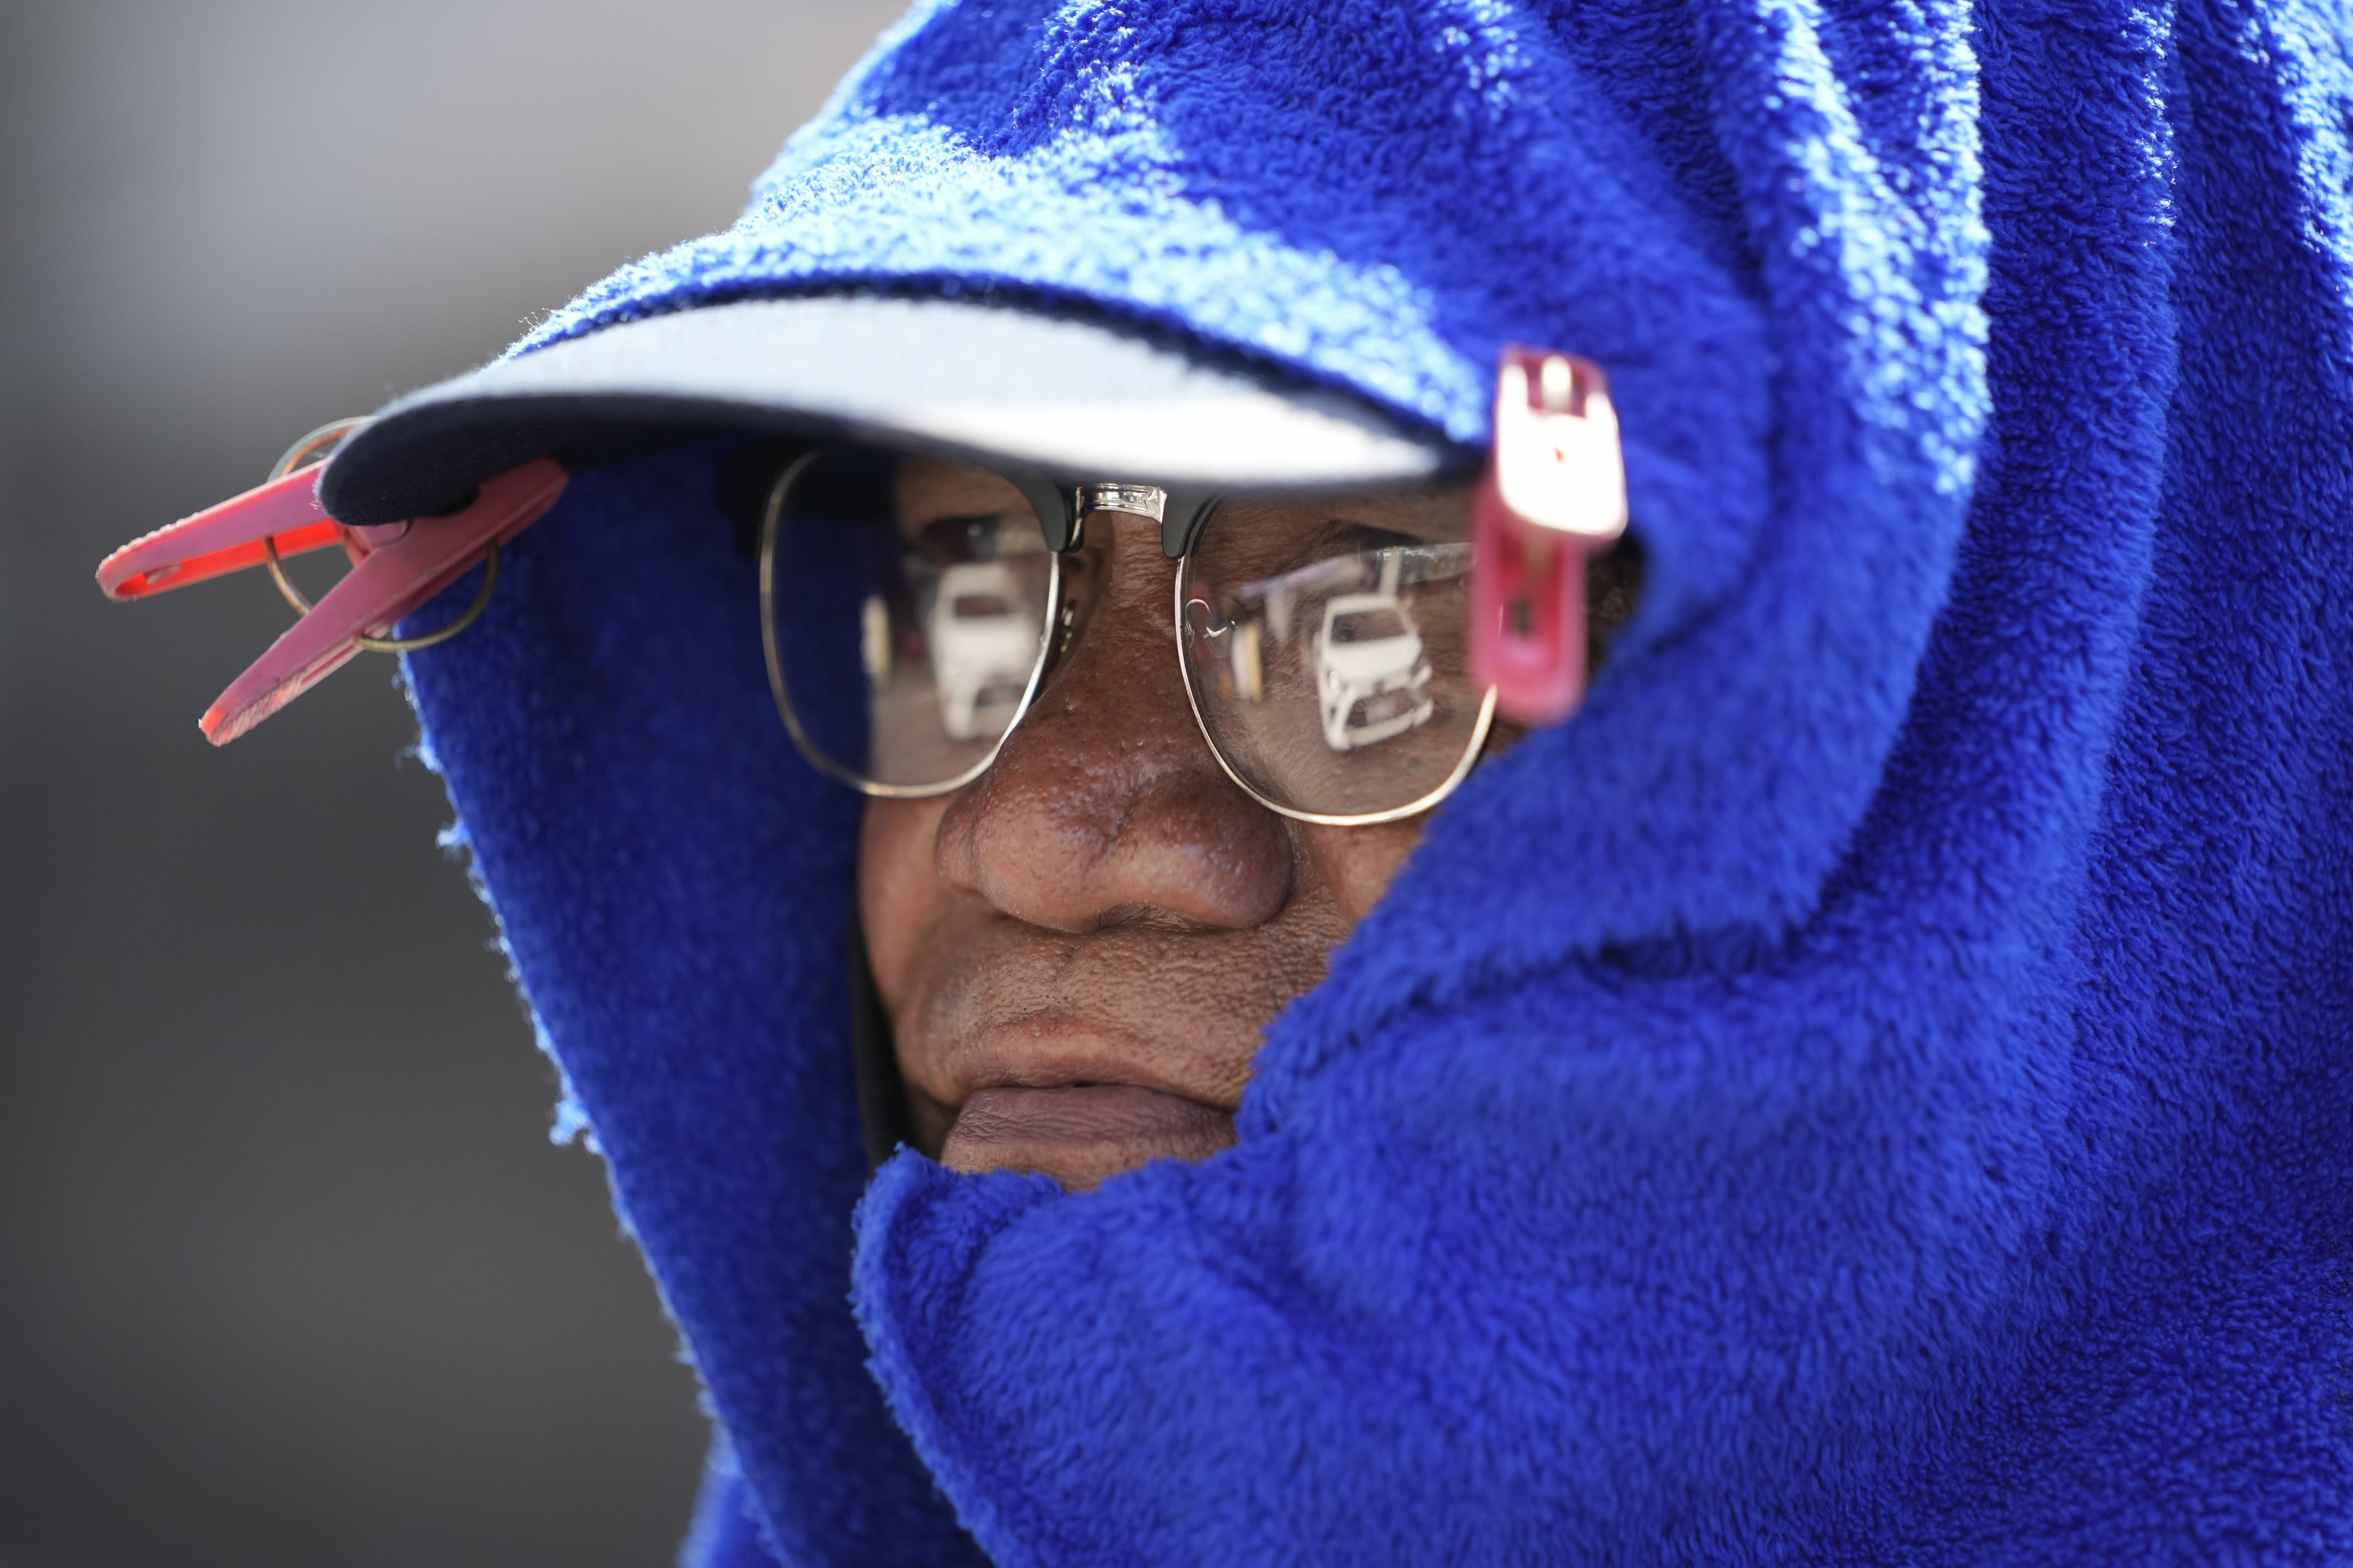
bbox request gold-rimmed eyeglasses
[758,443,1505,827]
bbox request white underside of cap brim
[350,294,1455,492]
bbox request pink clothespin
[98,456,568,744]
[1468,346,1627,725]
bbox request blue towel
[394,1,2353,1562]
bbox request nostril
[933,512,1297,934]
[938,710,1294,935]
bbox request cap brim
[321,295,1460,526]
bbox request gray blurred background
[0,3,908,1563]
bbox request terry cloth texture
[384,1,2353,1563]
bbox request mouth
[940,1082,1237,1190]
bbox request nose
[933,517,1293,934]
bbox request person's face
[856,462,1458,1190]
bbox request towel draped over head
[371,1,2353,1562]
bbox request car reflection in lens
[1315,592,1435,751]
[929,561,1038,741]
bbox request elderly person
[109,0,2353,1563]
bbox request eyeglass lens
[763,447,1058,792]
[1176,490,1487,821]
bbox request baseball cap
[320,293,1462,527]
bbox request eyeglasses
[97,347,1627,767]
[760,445,1511,826]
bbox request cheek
[857,795,957,1015]
[1299,815,1429,927]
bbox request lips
[877,900,1329,1190]
[941,1083,1237,1190]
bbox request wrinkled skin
[859,465,1638,1190]
[859,495,1427,1190]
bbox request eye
[1321,519,1429,554]
[911,511,1039,563]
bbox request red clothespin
[1468,346,1627,725]
[98,456,567,744]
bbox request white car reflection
[1316,592,1435,751]
[929,562,1037,741]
